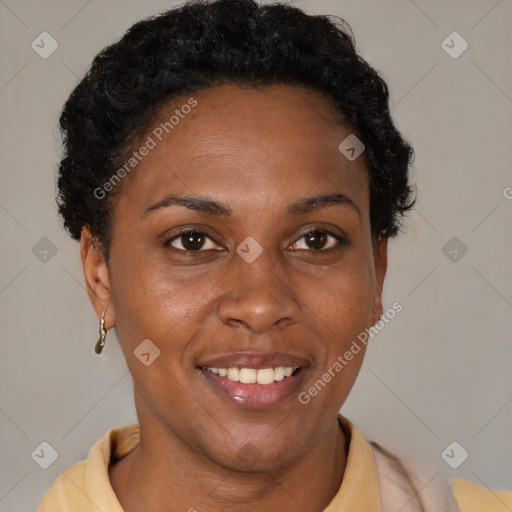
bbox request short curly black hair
[57,0,414,261]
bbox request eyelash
[163,228,346,253]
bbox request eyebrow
[286,194,361,219]
[142,193,361,219]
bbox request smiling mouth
[202,366,298,385]
[198,361,308,409]
[196,352,310,409]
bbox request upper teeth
[205,367,295,385]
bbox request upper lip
[197,352,310,369]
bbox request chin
[200,435,302,474]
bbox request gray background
[1,0,511,510]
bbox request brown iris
[305,230,328,250]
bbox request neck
[109,403,348,512]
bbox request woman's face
[84,84,387,471]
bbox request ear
[80,227,115,329]
[371,235,388,324]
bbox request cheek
[300,275,371,411]
[110,262,205,401]
[112,251,204,324]
[308,256,376,335]
[109,256,224,386]
[301,251,375,398]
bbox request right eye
[164,230,220,252]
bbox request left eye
[290,230,343,251]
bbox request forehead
[116,84,369,217]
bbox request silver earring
[94,310,107,355]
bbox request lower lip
[199,367,308,409]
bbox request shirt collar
[324,415,382,512]
[87,414,382,512]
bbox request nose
[217,251,301,334]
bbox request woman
[38,0,511,510]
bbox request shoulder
[452,478,512,512]
[370,442,512,512]
[370,441,459,511]
[37,459,89,511]
[37,423,139,512]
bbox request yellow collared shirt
[38,415,511,511]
